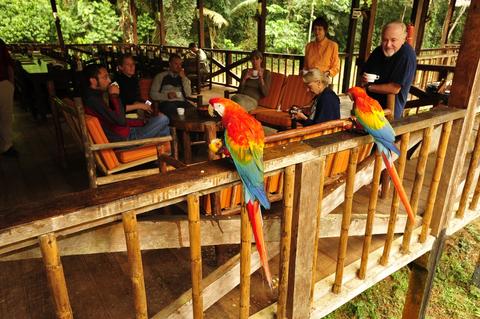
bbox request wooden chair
[53,96,181,188]
[202,118,374,215]
[183,55,212,95]
[253,74,315,129]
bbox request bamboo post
[333,148,359,294]
[122,211,148,319]
[358,152,382,279]
[380,132,410,265]
[469,172,480,210]
[187,194,203,319]
[420,122,452,243]
[310,157,326,303]
[402,126,433,253]
[39,233,73,319]
[277,165,296,319]
[457,121,480,218]
[239,196,251,319]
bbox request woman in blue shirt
[293,68,340,126]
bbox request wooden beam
[49,0,65,51]
[403,1,480,317]
[257,0,267,53]
[342,0,361,92]
[197,0,205,48]
[286,158,323,318]
[410,0,430,53]
[156,0,166,45]
[356,0,378,85]
[187,195,203,319]
[239,199,251,319]
[129,0,138,44]
[441,0,457,45]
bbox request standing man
[303,17,340,78]
[150,53,192,119]
[82,64,170,143]
[361,21,417,120]
[0,38,16,157]
[115,53,153,114]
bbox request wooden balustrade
[0,106,470,319]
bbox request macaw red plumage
[208,97,273,288]
[348,87,415,222]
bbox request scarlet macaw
[348,86,415,222]
[208,97,273,288]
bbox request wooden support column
[410,0,430,54]
[257,0,267,53]
[39,233,73,319]
[403,1,480,317]
[342,0,361,92]
[441,0,457,45]
[197,0,205,48]
[156,0,166,45]
[285,158,324,318]
[356,0,378,85]
[277,165,296,319]
[49,0,65,51]
[239,198,251,319]
[122,211,148,319]
[129,0,138,44]
[187,195,203,319]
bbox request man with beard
[361,21,417,120]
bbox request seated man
[114,53,152,115]
[361,20,417,120]
[150,53,192,119]
[292,68,340,126]
[82,64,170,142]
[184,42,208,74]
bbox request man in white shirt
[150,53,192,119]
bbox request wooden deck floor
[0,97,470,318]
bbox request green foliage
[265,4,306,54]
[162,0,196,46]
[0,1,54,43]
[137,13,156,43]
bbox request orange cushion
[279,75,315,111]
[116,142,171,163]
[84,115,120,170]
[254,109,292,128]
[139,78,153,101]
[258,72,286,109]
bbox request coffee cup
[364,73,380,83]
[176,91,182,98]
[177,107,185,116]
[252,70,259,77]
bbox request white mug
[177,107,185,116]
[364,73,380,83]
[252,69,259,77]
[176,91,182,98]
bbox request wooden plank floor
[0,98,473,318]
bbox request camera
[288,106,303,119]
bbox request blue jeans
[128,114,170,140]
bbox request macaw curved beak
[208,104,215,117]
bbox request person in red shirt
[82,64,170,142]
[0,38,16,157]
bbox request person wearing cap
[231,50,271,112]
[303,16,340,78]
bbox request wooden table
[169,106,222,164]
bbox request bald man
[361,21,417,120]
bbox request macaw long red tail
[381,153,415,223]
[246,200,273,288]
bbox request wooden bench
[202,118,374,215]
[54,96,181,188]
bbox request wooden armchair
[253,74,315,129]
[53,96,181,188]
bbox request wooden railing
[1,105,475,318]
